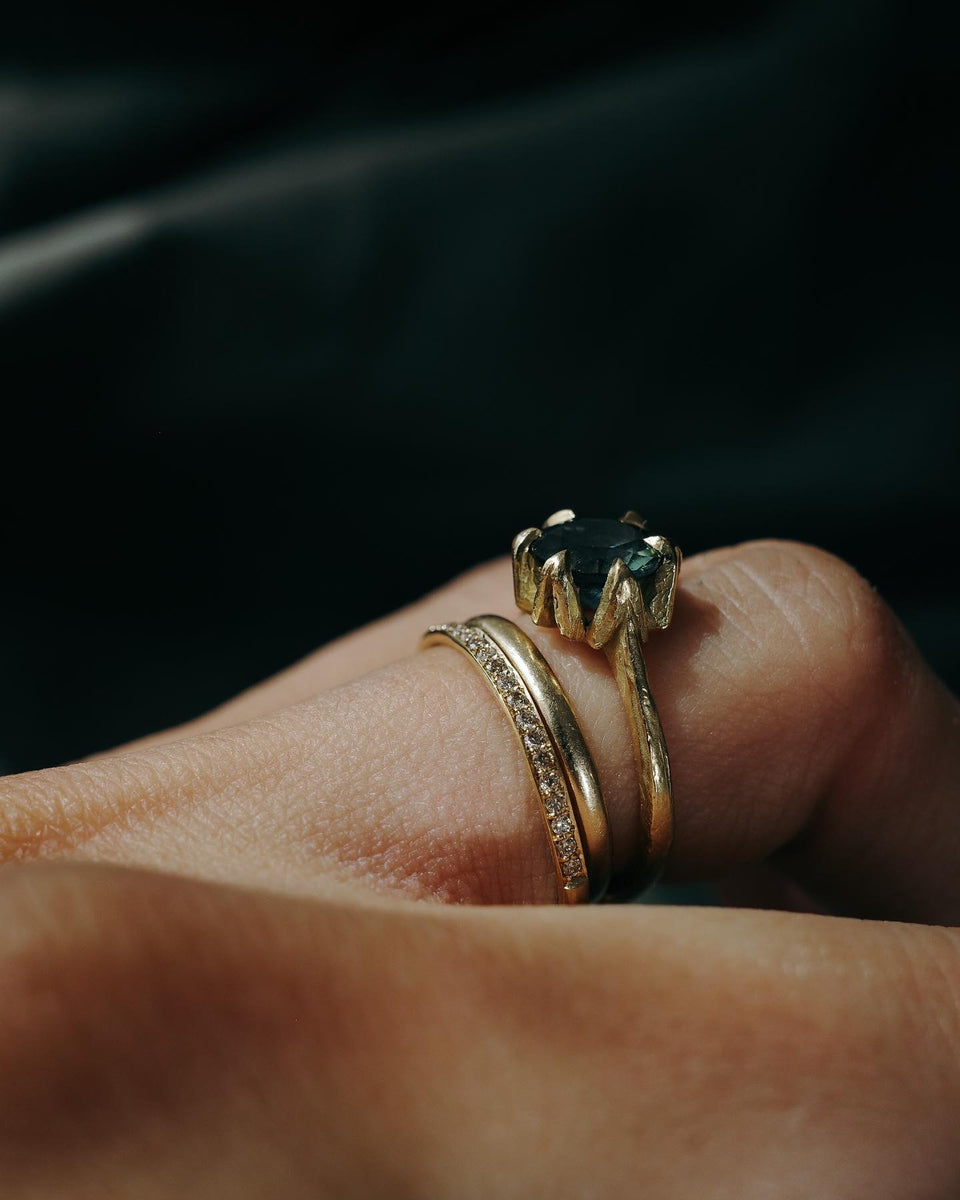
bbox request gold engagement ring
[513,510,680,897]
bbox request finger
[116,546,742,751]
[4,540,958,921]
[2,864,958,1198]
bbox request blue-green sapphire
[530,517,662,610]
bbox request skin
[0,539,958,1198]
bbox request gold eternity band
[419,616,611,903]
[512,510,680,898]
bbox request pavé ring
[513,510,680,897]
[420,615,611,903]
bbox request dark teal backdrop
[1,0,957,771]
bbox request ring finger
[3,540,958,923]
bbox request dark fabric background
[1,0,957,774]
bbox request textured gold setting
[513,510,681,897]
[419,616,611,904]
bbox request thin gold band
[419,615,611,903]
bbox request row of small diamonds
[430,623,585,886]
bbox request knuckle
[725,539,914,721]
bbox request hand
[1,541,958,1197]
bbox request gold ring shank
[604,618,672,897]
[419,616,611,904]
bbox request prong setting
[512,526,541,613]
[512,511,679,649]
[587,557,649,649]
[640,535,681,631]
[531,550,585,640]
[506,512,679,898]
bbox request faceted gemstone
[561,857,583,878]
[543,794,565,818]
[556,835,578,858]
[551,815,573,836]
[530,517,662,611]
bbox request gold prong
[640,536,681,630]
[587,557,629,648]
[587,559,651,649]
[618,573,649,642]
[512,526,541,613]
[531,565,556,627]
[542,550,585,641]
[542,508,576,528]
[619,510,648,529]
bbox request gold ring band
[512,510,680,899]
[419,616,611,903]
[601,616,673,897]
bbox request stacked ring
[419,508,678,905]
[420,616,611,903]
